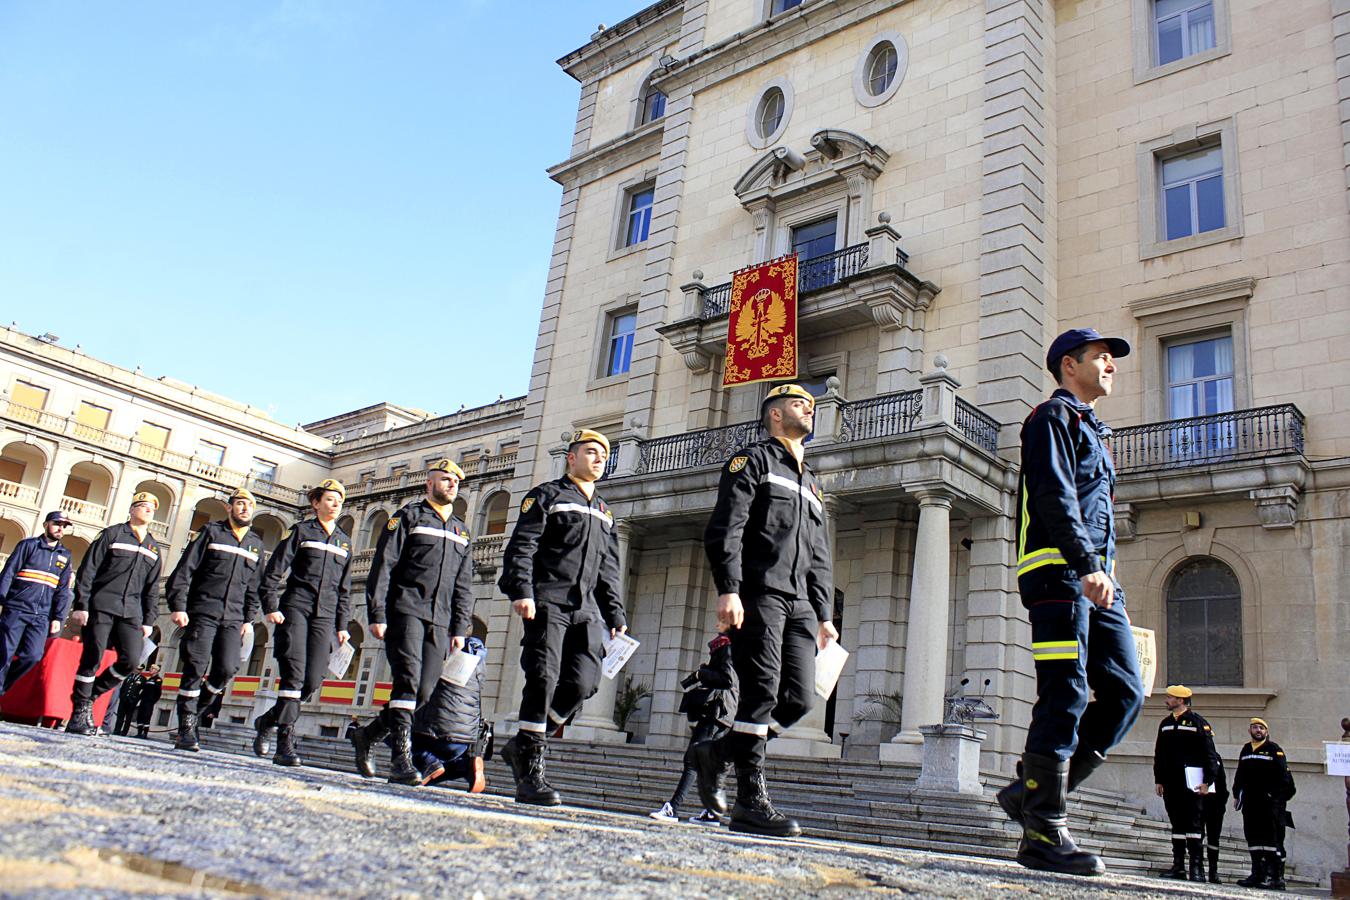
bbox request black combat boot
[1207,844,1221,883]
[173,699,200,752]
[1015,752,1105,876]
[1187,837,1204,881]
[1236,851,1267,888]
[1158,839,1187,878]
[728,768,801,837]
[272,725,301,767]
[350,716,387,779]
[692,738,731,816]
[252,707,277,757]
[197,689,223,729]
[65,698,97,736]
[386,723,420,786]
[999,749,1105,825]
[1269,854,1286,891]
[501,732,561,806]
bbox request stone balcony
[1112,404,1309,532]
[59,495,108,527]
[345,451,518,501]
[655,222,939,376]
[0,477,39,508]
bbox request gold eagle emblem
[734,288,787,359]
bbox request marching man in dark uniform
[253,479,352,767]
[350,459,475,785]
[165,488,265,752]
[1233,716,1297,889]
[66,492,164,735]
[995,329,1144,876]
[0,510,75,695]
[1153,684,1223,881]
[696,384,838,838]
[498,429,627,806]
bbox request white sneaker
[687,809,721,825]
[648,802,678,823]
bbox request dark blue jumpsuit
[0,537,74,692]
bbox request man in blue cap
[0,511,76,695]
[996,328,1145,876]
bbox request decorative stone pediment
[733,129,889,206]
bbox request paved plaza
[0,723,1320,898]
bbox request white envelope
[814,640,849,699]
[139,638,157,666]
[440,649,481,687]
[1185,766,1206,792]
[601,632,640,680]
[239,627,255,666]
[327,640,355,679]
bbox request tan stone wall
[588,43,679,148]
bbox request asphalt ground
[0,722,1315,898]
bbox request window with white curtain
[1154,0,1215,66]
[1167,335,1233,419]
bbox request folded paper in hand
[1185,766,1206,792]
[327,641,355,679]
[441,650,481,687]
[815,640,849,699]
[601,633,639,681]
[139,638,158,667]
[239,628,255,667]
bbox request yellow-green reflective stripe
[1018,547,1065,564]
[1032,640,1079,661]
[1032,641,1077,649]
[1018,485,1030,559]
[1035,651,1078,660]
[1017,555,1067,575]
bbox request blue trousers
[1024,587,1144,761]
[411,735,471,783]
[0,611,49,693]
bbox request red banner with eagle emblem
[722,254,798,387]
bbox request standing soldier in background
[253,480,352,767]
[350,459,475,785]
[164,488,265,752]
[1153,684,1223,881]
[1201,741,1229,883]
[133,663,163,738]
[995,329,1144,876]
[0,510,75,696]
[498,430,627,806]
[66,492,163,735]
[697,384,837,838]
[1233,716,1297,890]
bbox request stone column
[568,521,634,743]
[884,490,953,760]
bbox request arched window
[638,81,666,125]
[483,492,510,535]
[1166,557,1242,685]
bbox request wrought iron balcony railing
[636,421,763,476]
[702,244,874,319]
[1111,404,1305,475]
[954,399,1001,455]
[839,390,921,442]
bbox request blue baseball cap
[44,510,73,525]
[1046,328,1131,376]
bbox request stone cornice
[548,120,664,188]
[556,0,685,83]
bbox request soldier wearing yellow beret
[1154,685,1224,881]
[1233,716,1296,889]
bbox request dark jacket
[1233,739,1297,809]
[260,519,353,625]
[1153,709,1223,786]
[366,500,474,636]
[165,521,265,624]
[704,437,833,623]
[0,536,75,621]
[498,477,625,631]
[74,522,162,626]
[413,637,486,743]
[678,633,740,729]
[1016,389,1117,603]
[135,674,162,724]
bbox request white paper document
[239,627,255,667]
[1326,742,1350,777]
[1131,626,1157,697]
[814,640,849,699]
[440,649,482,687]
[1185,766,1206,792]
[139,638,157,666]
[327,640,355,679]
[601,632,640,680]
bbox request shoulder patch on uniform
[728,455,749,473]
[521,497,535,514]
[386,517,400,532]
[1276,751,1284,756]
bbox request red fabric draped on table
[0,638,118,727]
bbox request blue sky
[0,0,642,426]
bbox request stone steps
[196,723,1314,887]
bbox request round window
[757,88,785,140]
[853,32,908,108]
[866,42,898,96]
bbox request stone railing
[350,548,376,579]
[148,519,170,540]
[0,478,40,507]
[60,495,109,526]
[471,533,507,568]
[1112,404,1306,475]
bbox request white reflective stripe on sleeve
[74,674,96,683]
[178,689,201,698]
[208,543,260,562]
[387,699,417,711]
[1243,755,1272,761]
[518,720,547,733]
[1175,725,1197,732]
[276,690,303,699]
[548,502,613,528]
[763,472,823,514]
[732,721,770,736]
[408,526,469,547]
[110,542,159,561]
[300,541,349,559]
[547,709,567,725]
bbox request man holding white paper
[1153,684,1223,881]
[350,459,475,786]
[698,384,838,838]
[498,429,627,806]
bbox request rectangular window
[772,0,804,13]
[250,457,278,482]
[137,422,170,462]
[623,187,654,247]
[1167,335,1234,419]
[606,310,638,377]
[792,216,840,292]
[197,440,226,468]
[1155,0,1215,66]
[75,401,111,432]
[1161,145,1224,241]
[11,381,48,411]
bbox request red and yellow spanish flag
[231,676,261,699]
[372,682,392,706]
[162,672,182,693]
[319,680,355,705]
[722,254,799,387]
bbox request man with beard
[0,510,75,696]
[66,493,163,735]
[498,430,627,806]
[350,459,475,785]
[696,384,838,837]
[1153,685,1223,881]
[1233,717,1297,889]
[165,488,266,751]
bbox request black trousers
[1202,793,1226,853]
[1162,781,1204,841]
[1242,799,1286,857]
[517,603,604,734]
[378,612,445,728]
[265,608,333,726]
[728,593,816,770]
[177,617,243,705]
[72,612,144,703]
